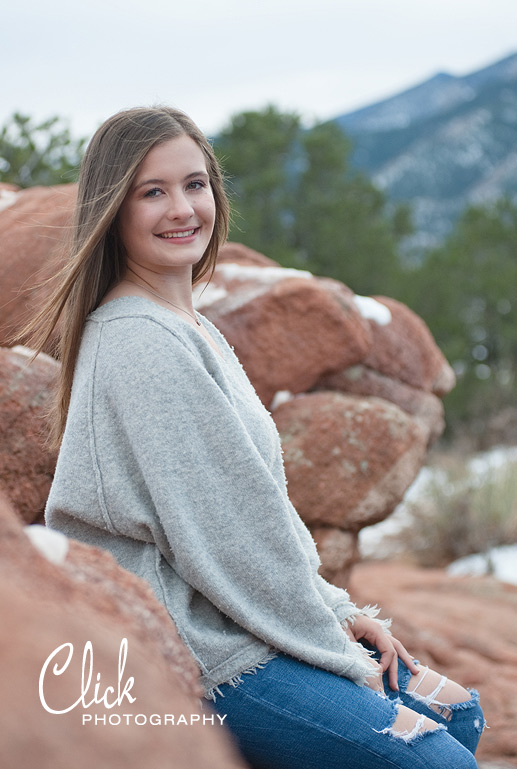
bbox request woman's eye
[143,187,162,198]
[187,180,206,191]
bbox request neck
[126,263,193,303]
[123,264,199,325]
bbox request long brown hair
[22,106,229,449]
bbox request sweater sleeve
[286,499,386,626]
[92,317,376,683]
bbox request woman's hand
[343,614,419,692]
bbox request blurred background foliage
[1,106,515,445]
[0,112,85,188]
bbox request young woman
[29,106,483,768]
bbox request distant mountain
[334,53,517,249]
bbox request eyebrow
[133,171,209,191]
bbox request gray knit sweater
[46,296,379,697]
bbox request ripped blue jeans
[207,652,484,769]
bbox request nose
[166,189,194,221]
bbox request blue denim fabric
[207,652,483,769]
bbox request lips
[157,228,198,239]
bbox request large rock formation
[197,262,372,406]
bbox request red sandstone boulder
[0,184,76,349]
[349,561,517,765]
[319,364,446,446]
[362,296,456,395]
[0,493,247,769]
[62,538,202,696]
[273,392,428,530]
[199,271,372,407]
[0,346,59,523]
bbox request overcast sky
[3,0,517,140]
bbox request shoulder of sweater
[89,295,189,328]
[84,296,234,386]
[87,296,202,351]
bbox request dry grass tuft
[383,453,517,567]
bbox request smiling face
[117,135,216,279]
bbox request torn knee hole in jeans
[374,703,446,744]
[406,665,474,722]
[409,669,453,721]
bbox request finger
[375,635,397,673]
[387,653,399,691]
[392,639,419,675]
[376,646,398,691]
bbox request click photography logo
[38,637,227,727]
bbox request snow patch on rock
[193,282,228,309]
[0,188,19,213]
[209,283,271,314]
[270,390,294,410]
[216,263,312,284]
[353,295,392,325]
[25,525,69,565]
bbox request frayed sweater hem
[202,645,279,701]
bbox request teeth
[160,229,196,239]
